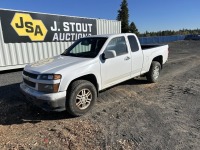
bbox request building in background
[0,9,121,71]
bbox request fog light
[38,83,60,93]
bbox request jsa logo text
[11,13,47,41]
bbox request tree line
[117,0,200,37]
[140,29,200,37]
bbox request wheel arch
[152,55,163,69]
[67,74,99,96]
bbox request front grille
[24,78,36,88]
[23,70,38,79]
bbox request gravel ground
[0,40,200,150]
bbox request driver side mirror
[103,50,117,60]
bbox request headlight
[38,83,60,93]
[39,74,62,80]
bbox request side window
[105,36,128,56]
[128,36,139,52]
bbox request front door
[101,36,131,89]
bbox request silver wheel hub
[76,88,92,110]
[153,66,160,79]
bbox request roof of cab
[86,33,135,38]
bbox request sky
[0,0,199,33]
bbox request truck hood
[25,55,92,74]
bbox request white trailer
[0,9,121,71]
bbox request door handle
[124,56,130,61]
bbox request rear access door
[127,35,143,77]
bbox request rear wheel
[146,61,161,83]
[66,80,97,116]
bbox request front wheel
[66,80,97,117]
[146,61,161,83]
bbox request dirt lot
[0,40,200,150]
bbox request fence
[139,35,186,45]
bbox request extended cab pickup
[20,33,168,116]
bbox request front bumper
[20,83,66,112]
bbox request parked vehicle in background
[184,34,200,40]
[20,33,169,116]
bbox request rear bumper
[20,83,66,112]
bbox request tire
[66,80,97,116]
[146,61,161,83]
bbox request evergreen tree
[117,0,129,33]
[129,22,139,35]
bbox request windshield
[61,37,107,58]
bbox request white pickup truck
[20,33,168,116]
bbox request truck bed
[141,44,164,50]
